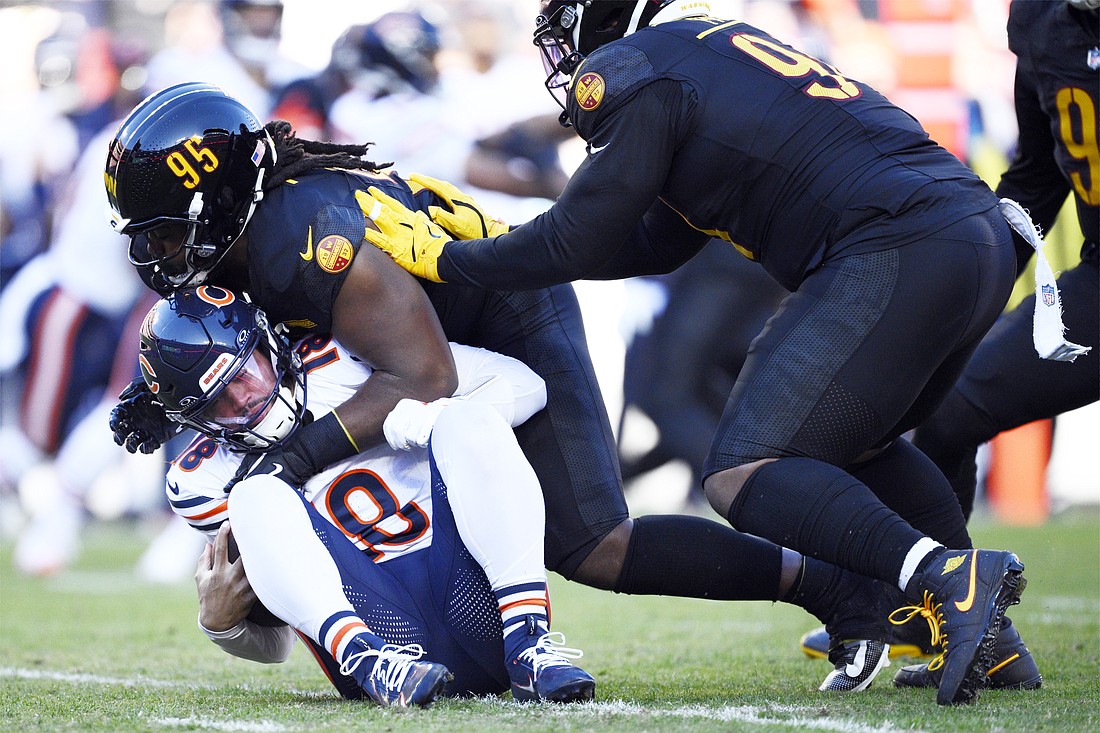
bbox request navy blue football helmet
[105,82,275,294]
[345,11,441,96]
[137,286,306,451]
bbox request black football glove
[109,377,181,454]
[223,411,359,492]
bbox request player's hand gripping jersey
[166,339,546,562]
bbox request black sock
[613,514,783,600]
[850,439,972,549]
[782,557,886,640]
[726,457,925,585]
[781,556,840,614]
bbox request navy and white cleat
[508,631,596,703]
[341,642,452,708]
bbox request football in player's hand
[226,528,241,563]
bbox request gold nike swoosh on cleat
[300,227,313,261]
[954,550,979,612]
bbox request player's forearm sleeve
[199,616,295,664]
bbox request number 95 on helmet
[104,82,275,294]
[137,286,306,451]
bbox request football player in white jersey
[137,285,594,707]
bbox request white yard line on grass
[1,666,198,689]
[468,698,921,732]
[4,666,921,733]
[588,700,921,732]
[151,716,289,732]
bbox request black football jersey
[439,17,998,292]
[997,1,1099,266]
[243,169,439,337]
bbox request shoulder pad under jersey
[566,42,658,140]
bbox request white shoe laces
[517,632,585,676]
[340,643,428,693]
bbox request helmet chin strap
[570,4,584,54]
[242,384,299,447]
[179,166,268,288]
[187,193,215,258]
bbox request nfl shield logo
[1089,48,1100,71]
[1042,284,1056,306]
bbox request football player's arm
[383,343,546,452]
[586,199,711,280]
[439,80,704,289]
[196,523,295,664]
[330,242,458,448]
[995,63,1072,279]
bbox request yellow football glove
[407,173,511,240]
[355,187,449,282]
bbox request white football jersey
[166,338,542,564]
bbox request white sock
[898,537,944,592]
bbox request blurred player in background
[141,286,596,704]
[328,8,573,222]
[618,240,785,509]
[268,22,373,141]
[0,22,160,576]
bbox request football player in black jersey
[890,0,1099,692]
[914,0,1098,521]
[361,0,1033,706]
[103,82,914,693]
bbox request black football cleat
[893,616,1041,691]
[900,549,1026,705]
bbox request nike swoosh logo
[954,550,979,612]
[845,641,867,677]
[299,227,313,261]
[266,462,284,477]
[513,676,536,694]
[587,142,610,155]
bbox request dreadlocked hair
[262,120,392,191]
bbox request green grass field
[2,509,1098,733]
